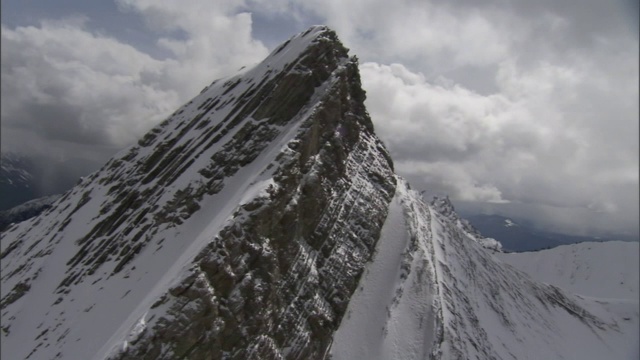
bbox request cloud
[1,4,268,161]
[116,0,268,94]
[0,0,637,237]
[359,53,638,236]
[247,0,521,72]
[1,19,170,155]
[262,0,637,236]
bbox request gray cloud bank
[1,0,638,237]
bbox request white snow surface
[497,241,639,300]
[332,178,639,360]
[331,182,436,360]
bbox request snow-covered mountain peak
[0,152,33,188]
[1,25,395,360]
[431,195,503,252]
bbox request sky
[1,0,638,238]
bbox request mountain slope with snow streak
[331,179,638,360]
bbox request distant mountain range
[463,213,639,252]
[0,194,61,232]
[0,153,39,211]
[0,152,102,211]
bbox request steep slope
[331,180,639,360]
[0,153,38,211]
[1,26,396,360]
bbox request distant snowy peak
[431,196,503,252]
[0,152,33,188]
[498,241,639,300]
[0,152,41,211]
[504,218,518,227]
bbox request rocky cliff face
[1,26,637,360]
[1,26,396,360]
[106,26,396,360]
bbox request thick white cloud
[1,4,268,159]
[1,19,172,154]
[1,0,637,236]
[248,0,521,71]
[268,0,637,236]
[360,53,638,235]
[116,0,268,95]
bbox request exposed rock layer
[1,26,396,360]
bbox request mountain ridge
[332,179,638,359]
[2,25,398,360]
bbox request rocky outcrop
[431,196,502,252]
[1,26,395,360]
[110,27,396,360]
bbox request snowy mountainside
[1,26,396,360]
[497,241,639,300]
[331,179,638,360]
